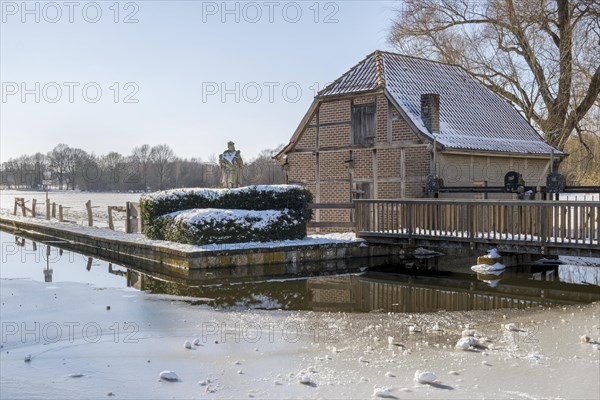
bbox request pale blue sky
[1,0,397,161]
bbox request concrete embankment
[0,215,404,271]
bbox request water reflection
[2,231,599,313]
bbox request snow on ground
[1,278,599,399]
[0,190,141,231]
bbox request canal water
[2,230,599,313]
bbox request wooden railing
[355,199,599,248]
[308,203,355,229]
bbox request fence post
[58,205,64,222]
[31,199,37,218]
[46,200,51,220]
[52,203,56,218]
[86,200,93,227]
[13,198,18,215]
[108,206,114,230]
[19,198,27,216]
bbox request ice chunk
[159,371,178,381]
[414,370,437,384]
[580,334,591,343]
[373,386,392,397]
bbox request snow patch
[471,263,506,273]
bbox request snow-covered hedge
[140,185,312,241]
[158,208,304,245]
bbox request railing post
[540,204,547,252]
[407,203,413,238]
[468,203,474,249]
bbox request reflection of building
[307,269,600,313]
[307,276,355,312]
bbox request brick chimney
[420,93,440,134]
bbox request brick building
[276,51,561,230]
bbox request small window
[352,102,376,146]
[352,181,371,199]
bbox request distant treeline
[0,143,285,191]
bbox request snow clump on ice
[372,386,392,397]
[159,371,178,381]
[414,370,437,384]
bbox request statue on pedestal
[219,141,244,188]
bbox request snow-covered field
[0,190,142,231]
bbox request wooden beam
[308,222,356,228]
[309,203,355,209]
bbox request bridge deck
[355,199,600,257]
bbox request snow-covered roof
[316,51,560,155]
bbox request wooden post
[45,192,50,220]
[126,202,140,233]
[13,198,18,215]
[108,206,114,230]
[540,204,547,252]
[86,200,93,226]
[52,203,56,218]
[31,199,37,217]
[19,198,27,216]
[58,205,64,222]
[407,203,413,238]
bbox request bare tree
[150,144,175,190]
[64,147,89,190]
[101,152,125,190]
[242,144,286,185]
[131,144,152,190]
[389,0,600,151]
[48,144,71,189]
[31,152,48,188]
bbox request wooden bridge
[354,199,600,257]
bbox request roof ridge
[374,50,385,89]
[378,50,467,71]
